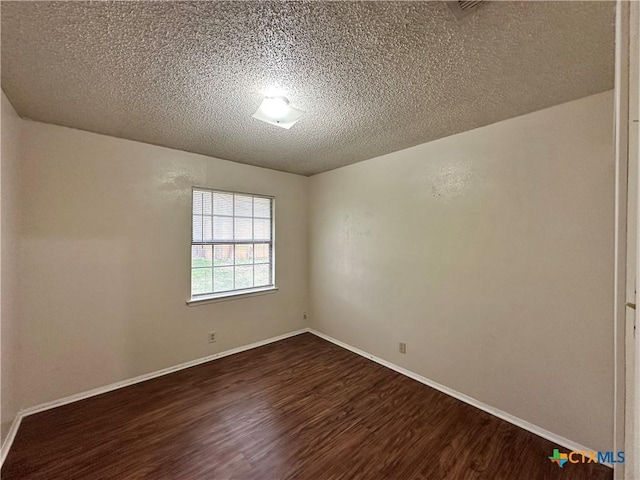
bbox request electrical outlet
[208,331,216,343]
[399,342,406,354]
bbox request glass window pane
[254,264,270,286]
[192,215,203,242]
[213,245,233,267]
[213,244,234,266]
[234,195,253,217]
[202,191,212,215]
[193,191,203,215]
[254,218,271,241]
[192,245,212,268]
[234,217,252,240]
[235,265,253,289]
[254,198,271,218]
[203,216,213,242]
[191,268,213,295]
[235,244,253,265]
[213,216,233,241]
[214,267,234,292]
[254,243,270,264]
[213,192,233,216]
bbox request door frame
[613,1,639,478]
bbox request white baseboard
[1,327,611,470]
[0,414,23,466]
[0,327,310,467]
[308,328,612,469]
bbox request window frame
[187,186,277,305]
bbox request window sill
[186,286,278,306]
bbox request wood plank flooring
[3,333,612,479]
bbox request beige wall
[309,91,615,451]
[16,120,309,410]
[1,93,23,441]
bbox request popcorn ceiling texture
[1,1,614,176]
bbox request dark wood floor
[3,333,611,479]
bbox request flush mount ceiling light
[252,96,305,129]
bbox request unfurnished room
[0,1,639,479]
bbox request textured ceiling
[1,1,615,176]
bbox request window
[191,188,274,300]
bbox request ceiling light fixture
[261,96,290,119]
[252,96,305,129]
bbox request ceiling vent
[447,1,484,20]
